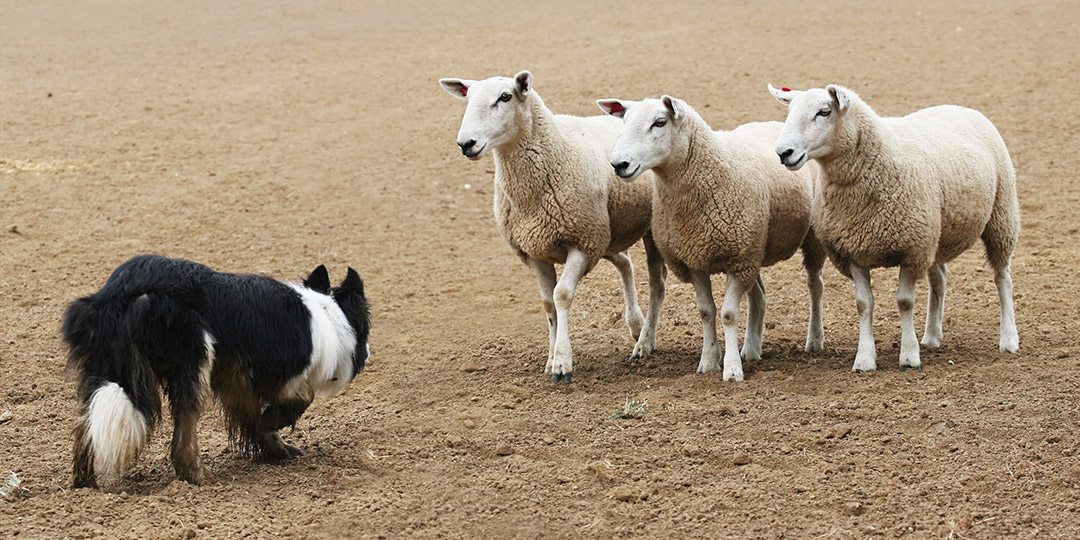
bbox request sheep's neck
[492,95,570,203]
[819,104,892,186]
[655,118,733,190]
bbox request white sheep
[769,83,1020,371]
[597,95,825,382]
[439,71,667,383]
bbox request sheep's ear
[768,84,799,106]
[439,78,472,100]
[304,265,332,294]
[339,267,364,295]
[596,99,628,118]
[661,95,687,120]
[826,84,850,113]
[514,71,533,97]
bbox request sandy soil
[2,0,1079,538]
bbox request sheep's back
[886,106,1003,262]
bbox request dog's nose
[458,140,477,154]
[612,160,630,174]
[778,148,795,164]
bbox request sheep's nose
[612,160,630,174]
[778,148,795,164]
[458,140,477,154]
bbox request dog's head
[304,265,371,378]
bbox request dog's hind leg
[165,332,215,485]
[169,397,205,485]
[72,415,97,488]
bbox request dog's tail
[63,296,164,487]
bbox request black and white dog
[62,255,371,488]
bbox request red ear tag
[609,102,624,115]
[459,86,468,97]
[781,87,792,92]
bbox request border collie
[62,255,371,487]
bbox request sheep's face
[600,96,687,182]
[770,84,851,170]
[439,71,534,161]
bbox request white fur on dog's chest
[287,284,358,397]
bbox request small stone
[779,445,794,455]
[717,405,735,417]
[495,442,514,456]
[0,410,11,424]
[609,485,636,502]
[183,529,196,539]
[843,502,865,516]
[460,363,486,373]
[793,485,809,493]
[827,424,852,439]
[733,452,752,466]
[462,419,476,429]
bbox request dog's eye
[816,109,832,118]
[497,92,512,104]
[651,118,667,129]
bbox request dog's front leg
[257,378,314,460]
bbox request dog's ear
[304,265,332,294]
[340,267,364,295]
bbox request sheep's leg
[805,265,825,353]
[801,237,826,353]
[604,252,646,341]
[994,263,1019,353]
[897,266,921,369]
[527,258,558,372]
[550,248,591,383]
[851,264,877,372]
[720,274,751,382]
[689,271,721,374]
[629,233,666,361]
[921,263,947,348]
[741,275,765,361]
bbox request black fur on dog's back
[63,255,370,488]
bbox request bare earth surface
[2,1,1079,538]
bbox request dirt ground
[1,0,1079,538]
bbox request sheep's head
[438,71,533,161]
[598,95,689,182]
[769,84,852,170]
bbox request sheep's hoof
[550,373,572,384]
[999,337,1019,354]
[920,336,942,349]
[696,361,721,374]
[899,353,922,371]
[851,361,877,373]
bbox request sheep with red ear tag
[438,71,667,383]
[769,83,1021,372]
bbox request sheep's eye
[497,92,513,103]
[816,109,832,118]
[651,118,667,129]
